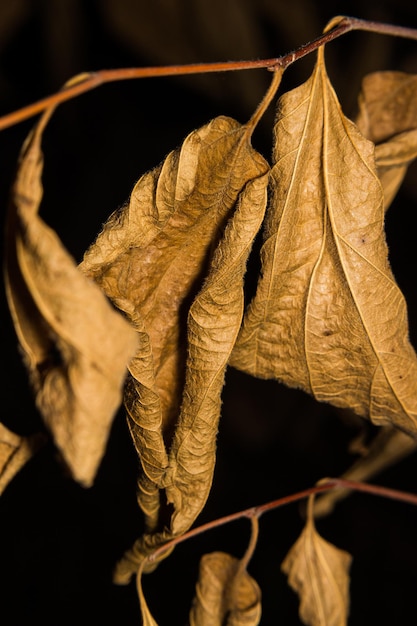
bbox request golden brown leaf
[166,169,268,537]
[86,116,270,581]
[355,72,417,208]
[189,552,261,626]
[282,499,352,626]
[5,110,139,487]
[0,423,45,495]
[355,71,417,144]
[230,49,417,437]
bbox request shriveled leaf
[355,71,417,143]
[189,552,261,626]
[5,111,139,486]
[314,426,417,517]
[86,116,269,581]
[230,48,417,437]
[80,115,267,438]
[166,169,268,537]
[282,506,352,626]
[0,423,45,495]
[355,72,417,208]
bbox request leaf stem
[1,16,417,131]
[147,478,417,564]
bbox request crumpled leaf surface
[189,552,261,626]
[0,423,45,495]
[4,110,139,487]
[282,504,352,626]
[230,49,417,437]
[80,116,269,581]
[355,71,417,209]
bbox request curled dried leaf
[5,111,139,486]
[0,423,45,495]
[230,49,417,437]
[355,71,417,208]
[84,115,269,582]
[282,498,352,626]
[81,115,268,443]
[189,552,261,626]
[166,169,268,537]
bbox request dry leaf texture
[5,113,139,486]
[230,51,417,437]
[282,509,351,626]
[189,552,261,626]
[355,71,417,208]
[82,116,269,580]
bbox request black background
[1,1,417,624]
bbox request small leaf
[0,423,45,495]
[5,110,139,486]
[230,49,417,437]
[282,500,352,626]
[355,71,417,208]
[189,552,261,626]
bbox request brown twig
[1,16,417,131]
[147,478,417,563]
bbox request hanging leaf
[4,110,139,487]
[166,168,269,537]
[81,115,270,581]
[282,497,352,626]
[0,423,45,495]
[355,71,417,208]
[189,552,261,626]
[230,48,417,437]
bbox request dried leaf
[355,72,417,208]
[82,116,269,580]
[230,48,417,437]
[5,111,139,487]
[355,71,417,144]
[282,500,352,626]
[166,168,268,537]
[0,423,45,495]
[189,552,261,626]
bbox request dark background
[1,1,417,624]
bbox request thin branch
[1,16,417,131]
[148,478,417,563]
[328,477,417,506]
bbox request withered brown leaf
[0,423,45,495]
[230,49,417,437]
[81,116,269,581]
[5,110,139,487]
[282,497,352,626]
[189,552,261,626]
[355,71,417,209]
